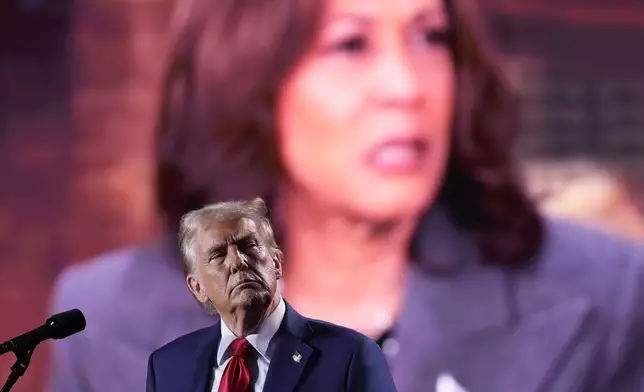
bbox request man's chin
[230,289,271,310]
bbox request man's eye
[238,237,258,248]
[209,252,224,262]
[242,241,258,251]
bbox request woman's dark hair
[155,0,544,268]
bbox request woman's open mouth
[365,137,429,174]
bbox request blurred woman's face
[277,0,454,220]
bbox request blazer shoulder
[544,217,643,253]
[50,241,169,320]
[54,242,165,293]
[539,218,644,285]
[304,318,375,350]
[151,325,218,361]
[528,218,644,379]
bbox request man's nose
[229,248,249,274]
[372,51,424,108]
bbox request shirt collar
[217,296,286,366]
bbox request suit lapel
[264,304,314,392]
[190,322,221,392]
[391,208,595,392]
[395,271,595,392]
[392,263,512,391]
[440,296,593,392]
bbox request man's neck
[222,293,282,337]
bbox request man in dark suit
[146,198,397,392]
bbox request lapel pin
[292,351,302,363]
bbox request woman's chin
[349,191,436,222]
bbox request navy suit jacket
[146,302,398,392]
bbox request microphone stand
[0,341,36,392]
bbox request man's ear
[248,197,268,216]
[273,252,283,279]
[187,275,209,304]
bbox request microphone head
[46,309,86,339]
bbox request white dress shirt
[211,297,286,392]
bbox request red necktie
[218,338,253,392]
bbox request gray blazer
[45,211,644,392]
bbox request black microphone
[0,309,86,356]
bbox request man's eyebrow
[205,233,254,254]
[207,242,226,257]
[233,234,256,245]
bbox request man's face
[188,215,281,315]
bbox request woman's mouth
[366,138,429,174]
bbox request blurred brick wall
[0,2,72,390]
[0,61,71,392]
[0,2,171,391]
[68,0,172,262]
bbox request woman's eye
[333,36,368,54]
[423,28,451,45]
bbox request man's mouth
[231,280,262,293]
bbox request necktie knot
[219,338,253,392]
[230,338,252,358]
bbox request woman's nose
[372,51,424,108]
